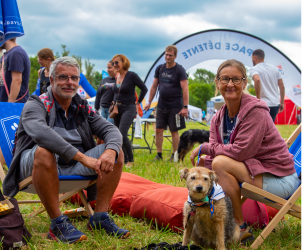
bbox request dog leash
[188,115,209,127]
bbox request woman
[95,60,116,124]
[37,48,55,94]
[111,54,148,167]
[190,59,299,244]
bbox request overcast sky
[17,0,301,80]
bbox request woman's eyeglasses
[217,75,245,85]
[111,61,120,66]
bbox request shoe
[87,215,130,239]
[47,215,87,244]
[239,223,255,245]
[169,155,174,162]
[152,155,163,161]
[125,162,134,168]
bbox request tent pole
[288,105,296,125]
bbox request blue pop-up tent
[0,0,24,46]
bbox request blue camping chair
[240,124,301,249]
[0,103,97,217]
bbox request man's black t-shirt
[95,76,115,110]
[154,63,187,108]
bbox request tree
[93,71,102,90]
[245,67,255,96]
[73,55,82,72]
[194,69,215,84]
[28,56,41,94]
[85,58,96,88]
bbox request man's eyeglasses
[217,75,245,85]
[111,61,120,66]
[55,74,81,83]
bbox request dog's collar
[187,184,225,219]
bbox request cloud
[15,0,300,79]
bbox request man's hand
[144,103,151,111]
[279,103,284,113]
[95,149,116,175]
[179,108,188,118]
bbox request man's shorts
[262,172,300,199]
[19,144,106,181]
[156,108,186,132]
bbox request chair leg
[27,190,81,218]
[78,190,94,216]
[250,186,301,249]
[151,135,155,152]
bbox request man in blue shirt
[0,38,30,103]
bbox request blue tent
[0,0,24,46]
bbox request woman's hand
[190,145,202,166]
[136,103,140,113]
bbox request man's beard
[53,83,77,99]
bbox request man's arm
[179,79,189,118]
[144,78,159,111]
[252,74,261,99]
[278,79,285,113]
[8,71,22,102]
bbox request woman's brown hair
[37,48,55,61]
[112,54,130,71]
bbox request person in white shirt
[250,49,285,122]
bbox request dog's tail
[173,150,179,162]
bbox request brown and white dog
[180,167,240,250]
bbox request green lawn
[1,123,300,249]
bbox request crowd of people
[0,37,295,246]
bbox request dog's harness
[185,183,225,228]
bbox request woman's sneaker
[47,215,87,244]
[87,214,130,239]
[239,222,255,245]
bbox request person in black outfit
[95,60,116,124]
[111,54,148,167]
[37,48,55,94]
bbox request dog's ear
[180,168,189,181]
[209,170,219,184]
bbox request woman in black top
[95,60,116,124]
[37,48,55,94]
[112,54,148,167]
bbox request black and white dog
[174,129,210,162]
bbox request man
[2,57,129,243]
[145,45,189,162]
[0,38,30,103]
[250,49,285,122]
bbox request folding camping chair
[0,102,97,218]
[240,124,301,249]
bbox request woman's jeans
[100,107,114,124]
[114,103,136,163]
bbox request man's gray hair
[50,56,80,78]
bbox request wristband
[147,102,151,105]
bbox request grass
[0,123,300,249]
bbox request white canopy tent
[188,105,203,122]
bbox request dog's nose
[196,185,203,192]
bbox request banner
[144,29,301,107]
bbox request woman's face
[38,57,47,67]
[215,66,246,102]
[112,56,123,72]
[107,63,116,78]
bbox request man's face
[252,55,256,66]
[165,50,176,63]
[50,64,80,100]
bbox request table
[130,118,156,154]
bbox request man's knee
[156,128,164,136]
[34,147,56,169]
[115,149,124,169]
[171,131,179,137]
